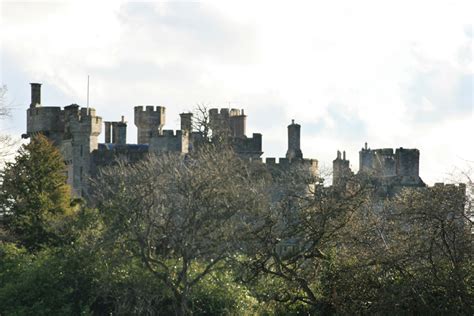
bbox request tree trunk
[175,292,189,316]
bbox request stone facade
[24,83,319,196]
[25,85,102,196]
[333,141,423,182]
[332,141,427,199]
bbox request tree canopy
[0,131,472,315]
[0,134,75,251]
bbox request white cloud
[1,0,472,185]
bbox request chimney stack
[30,83,42,108]
[180,112,193,132]
[112,120,127,145]
[286,120,303,160]
[104,122,112,143]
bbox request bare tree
[192,103,211,141]
[236,168,368,310]
[315,183,474,314]
[91,145,269,315]
[0,85,16,162]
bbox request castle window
[80,145,83,157]
[80,167,83,181]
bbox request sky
[0,0,473,184]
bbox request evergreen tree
[0,134,75,251]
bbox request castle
[24,83,460,199]
[24,83,318,196]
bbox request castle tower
[64,106,102,196]
[359,142,373,174]
[209,108,229,137]
[333,150,352,186]
[25,83,65,145]
[286,120,303,160]
[134,106,165,144]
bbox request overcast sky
[1,0,473,184]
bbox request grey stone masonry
[286,120,303,160]
[134,106,165,144]
[28,83,311,196]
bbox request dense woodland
[0,93,473,315]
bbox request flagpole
[87,75,90,110]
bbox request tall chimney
[104,122,112,143]
[30,83,42,108]
[180,112,193,132]
[112,121,127,145]
[286,119,303,160]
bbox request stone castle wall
[25,82,437,198]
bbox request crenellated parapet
[209,108,246,138]
[64,106,102,138]
[149,129,189,154]
[430,183,467,206]
[358,143,422,184]
[264,157,318,178]
[91,143,150,176]
[26,106,64,144]
[134,105,165,144]
[231,133,262,159]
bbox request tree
[91,145,268,315]
[316,183,474,314]
[236,168,368,312]
[0,134,76,251]
[0,85,16,163]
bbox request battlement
[80,107,97,117]
[134,105,166,144]
[231,133,262,159]
[28,106,62,116]
[91,144,150,175]
[150,129,189,154]
[134,105,165,113]
[433,183,466,190]
[209,107,247,138]
[359,144,420,179]
[264,157,318,173]
[209,108,244,117]
[267,157,317,166]
[420,183,467,213]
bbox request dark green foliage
[0,134,75,251]
[0,243,97,315]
